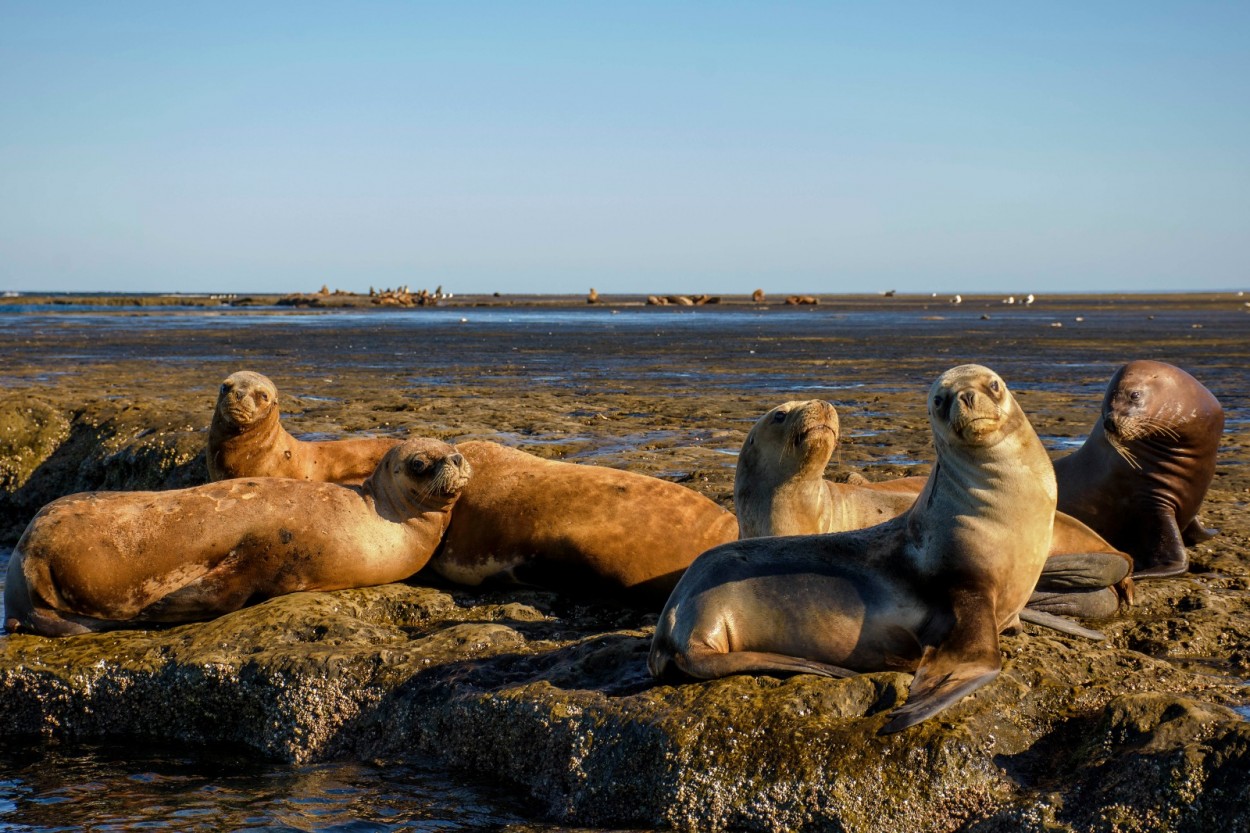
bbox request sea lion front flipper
[1181,515,1219,545]
[673,649,857,681]
[1036,551,1131,591]
[879,592,1001,734]
[1132,513,1190,579]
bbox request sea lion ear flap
[878,589,1001,734]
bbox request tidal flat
[0,293,1248,832]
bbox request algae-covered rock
[0,397,70,491]
[0,395,208,542]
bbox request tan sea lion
[650,365,1062,733]
[207,370,400,483]
[733,399,924,538]
[4,438,469,636]
[1054,360,1224,578]
[428,440,739,605]
[735,398,1133,624]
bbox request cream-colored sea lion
[1054,360,1224,578]
[733,399,924,538]
[650,365,1061,733]
[428,440,739,604]
[4,438,469,636]
[207,370,400,483]
[734,398,1133,624]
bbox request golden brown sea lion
[4,438,469,636]
[734,398,1133,625]
[207,370,400,484]
[428,440,739,604]
[733,399,923,538]
[1054,360,1224,578]
[650,365,1062,733]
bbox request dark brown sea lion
[428,440,739,605]
[5,438,469,636]
[207,370,400,484]
[650,365,1060,732]
[734,399,1132,625]
[1054,360,1224,578]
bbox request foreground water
[0,743,534,832]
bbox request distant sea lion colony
[3,360,1224,731]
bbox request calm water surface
[0,742,532,832]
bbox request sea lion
[733,399,924,538]
[734,399,1133,624]
[207,370,400,483]
[428,440,739,604]
[4,438,469,636]
[1054,360,1224,578]
[649,365,1060,733]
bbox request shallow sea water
[0,742,531,833]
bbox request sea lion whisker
[1106,435,1142,470]
[1134,417,1183,441]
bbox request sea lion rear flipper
[1019,607,1106,640]
[1132,514,1189,579]
[1181,515,1219,545]
[879,592,1001,734]
[1035,551,1131,591]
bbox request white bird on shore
[951,294,962,304]
[1025,294,1035,305]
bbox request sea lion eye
[219,384,227,396]
[257,391,269,402]
[989,379,1001,393]
[1129,390,1141,402]
[772,411,787,423]
[932,394,946,410]
[408,458,429,475]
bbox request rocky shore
[1,296,1248,831]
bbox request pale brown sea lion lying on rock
[734,398,1133,627]
[1055,360,1224,578]
[651,366,1086,732]
[428,440,739,605]
[5,438,469,636]
[208,370,400,484]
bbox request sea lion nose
[959,390,977,407]
[1102,414,1117,434]
[449,453,465,467]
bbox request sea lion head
[740,400,840,480]
[373,438,472,510]
[1099,361,1223,465]
[929,364,1023,451]
[215,371,280,430]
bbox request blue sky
[1,2,1247,295]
